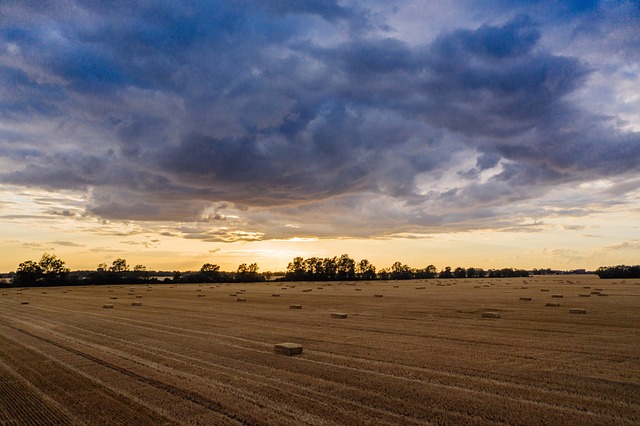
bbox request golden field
[1,275,639,425]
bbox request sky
[1,0,640,273]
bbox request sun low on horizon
[1,1,640,273]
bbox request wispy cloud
[606,240,640,251]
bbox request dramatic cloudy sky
[1,0,639,272]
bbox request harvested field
[0,275,639,425]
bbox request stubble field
[1,275,639,425]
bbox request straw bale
[274,343,303,356]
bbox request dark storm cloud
[1,0,639,238]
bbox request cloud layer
[1,0,639,241]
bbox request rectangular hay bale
[331,313,348,319]
[274,343,303,356]
[569,308,587,314]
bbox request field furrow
[0,276,638,424]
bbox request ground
[1,275,639,425]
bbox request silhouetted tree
[453,267,467,278]
[357,259,377,280]
[110,258,129,273]
[390,261,414,280]
[439,266,453,278]
[286,257,306,280]
[596,265,640,279]
[14,260,43,286]
[14,253,69,286]
[132,264,149,280]
[337,254,356,280]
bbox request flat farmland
[1,275,639,425]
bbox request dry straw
[273,342,303,356]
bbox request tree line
[10,252,623,288]
[10,254,266,287]
[284,255,529,281]
[595,265,640,279]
